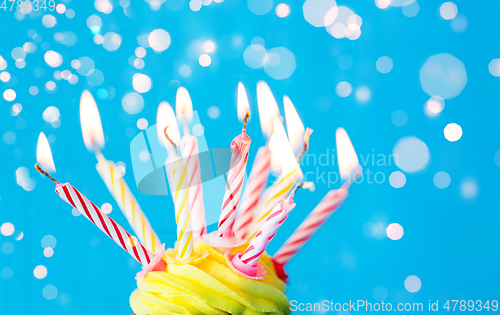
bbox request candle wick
[242,111,250,134]
[35,164,60,185]
[289,182,306,200]
[296,128,313,163]
[164,125,181,161]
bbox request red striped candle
[234,146,271,240]
[218,112,251,238]
[272,186,348,266]
[36,165,153,265]
[240,198,295,266]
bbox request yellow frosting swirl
[130,240,290,315]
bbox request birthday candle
[35,165,153,265]
[164,127,195,259]
[272,187,348,266]
[229,82,268,240]
[234,146,271,240]
[176,87,206,240]
[217,111,251,238]
[246,117,302,240]
[180,134,205,239]
[240,194,296,266]
[80,90,160,253]
[273,128,361,266]
[95,155,160,253]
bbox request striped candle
[171,162,195,258]
[180,132,206,240]
[272,186,348,266]
[218,112,251,238]
[240,198,295,266]
[36,165,153,265]
[234,146,271,240]
[246,169,297,240]
[164,126,195,259]
[96,153,160,253]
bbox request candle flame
[269,117,302,178]
[257,81,280,138]
[237,82,250,121]
[36,132,56,173]
[336,128,360,181]
[80,90,104,152]
[283,95,305,154]
[175,87,193,122]
[157,101,180,150]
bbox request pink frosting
[135,243,166,279]
[225,251,267,280]
[200,231,246,252]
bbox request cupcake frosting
[130,240,290,315]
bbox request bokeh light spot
[444,123,462,142]
[404,275,421,293]
[440,2,457,20]
[376,56,393,73]
[199,54,212,67]
[425,96,445,116]
[393,136,430,173]
[41,235,57,249]
[42,15,57,28]
[4,89,16,102]
[460,180,478,199]
[207,106,220,119]
[101,203,113,214]
[303,0,337,27]
[243,44,267,69]
[275,3,290,17]
[1,223,15,236]
[389,171,406,188]
[148,29,171,53]
[136,118,149,130]
[488,59,500,77]
[264,47,296,80]
[355,86,371,103]
[122,92,145,115]
[335,81,352,97]
[34,265,48,279]
[434,171,451,189]
[248,0,273,15]
[42,285,58,300]
[420,53,467,99]
[386,223,404,240]
[132,73,152,93]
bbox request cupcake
[131,241,290,315]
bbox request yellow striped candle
[176,87,206,240]
[171,162,194,258]
[247,118,302,240]
[164,126,195,259]
[79,90,160,254]
[96,153,160,253]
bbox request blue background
[1,0,499,313]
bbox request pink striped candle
[180,132,206,240]
[234,146,271,240]
[240,198,295,266]
[272,185,349,266]
[218,112,251,238]
[35,164,153,265]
